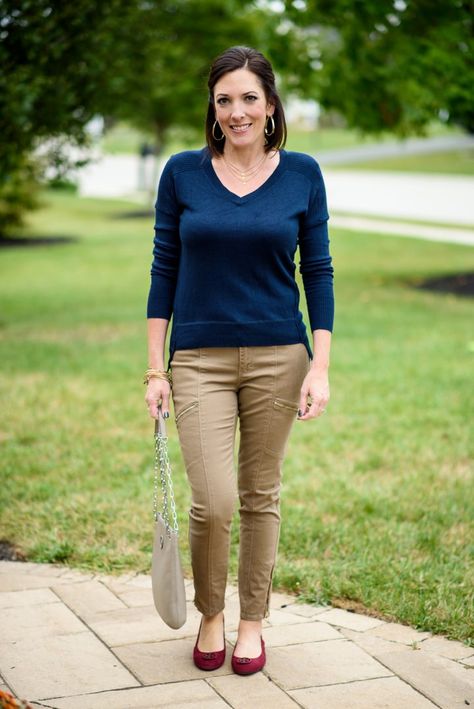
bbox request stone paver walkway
[0,561,472,708]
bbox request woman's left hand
[297,368,330,421]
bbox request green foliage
[0,0,124,233]
[0,0,261,231]
[282,0,474,135]
[105,0,261,149]
[0,155,40,235]
[0,0,121,172]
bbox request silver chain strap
[153,412,179,536]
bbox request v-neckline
[202,148,287,205]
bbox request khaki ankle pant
[170,344,310,621]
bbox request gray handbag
[151,408,187,629]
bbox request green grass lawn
[1,191,473,644]
[332,149,474,176]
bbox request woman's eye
[216,96,257,105]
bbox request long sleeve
[146,157,181,319]
[298,162,335,332]
[145,148,332,366]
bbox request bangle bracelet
[143,368,172,386]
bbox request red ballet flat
[193,616,226,671]
[231,636,266,675]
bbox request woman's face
[213,68,274,150]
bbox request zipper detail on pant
[175,401,199,423]
[273,398,299,413]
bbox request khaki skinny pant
[170,344,310,621]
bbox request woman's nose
[231,103,245,119]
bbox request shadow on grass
[0,235,78,248]
[112,209,154,220]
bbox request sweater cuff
[308,294,334,332]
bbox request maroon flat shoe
[231,636,266,675]
[193,616,226,671]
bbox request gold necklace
[222,153,268,183]
[224,152,267,175]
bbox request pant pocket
[272,397,299,414]
[263,397,299,459]
[175,400,199,425]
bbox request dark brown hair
[205,46,287,156]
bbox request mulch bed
[0,539,26,561]
[413,271,474,297]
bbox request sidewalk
[0,561,472,708]
[329,215,474,247]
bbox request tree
[0,0,127,232]
[0,0,261,233]
[281,0,474,135]
[103,0,261,154]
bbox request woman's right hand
[145,378,171,420]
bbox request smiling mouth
[230,123,252,132]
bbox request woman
[145,46,334,675]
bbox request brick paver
[0,560,472,708]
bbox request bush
[0,157,41,237]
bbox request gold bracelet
[143,368,173,386]
[145,368,169,376]
[143,374,172,386]
[144,368,171,380]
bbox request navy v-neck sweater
[146,147,334,368]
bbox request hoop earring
[212,120,225,141]
[264,115,275,137]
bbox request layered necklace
[222,151,268,184]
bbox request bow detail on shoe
[193,616,226,671]
[231,637,266,675]
[201,651,218,660]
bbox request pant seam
[241,345,278,619]
[197,348,215,615]
[263,345,280,619]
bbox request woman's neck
[221,142,267,169]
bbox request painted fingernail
[298,409,303,417]
[163,411,170,419]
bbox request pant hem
[239,611,267,621]
[194,599,225,617]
